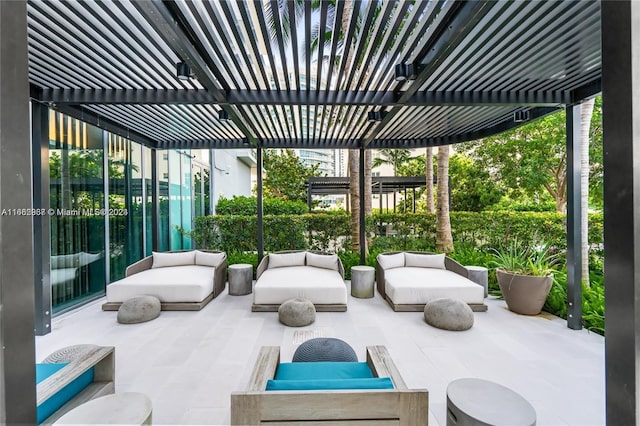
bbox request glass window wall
[49,111,105,312]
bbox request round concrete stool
[54,392,152,425]
[42,344,100,363]
[293,337,358,362]
[466,265,489,297]
[229,263,253,295]
[446,378,536,426]
[278,298,316,327]
[117,295,161,324]
[351,265,375,298]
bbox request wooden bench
[231,345,429,425]
[38,346,115,425]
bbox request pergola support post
[602,2,640,424]
[257,147,264,262]
[32,101,52,336]
[0,0,37,422]
[565,104,583,330]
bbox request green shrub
[216,196,307,215]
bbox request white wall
[210,150,254,213]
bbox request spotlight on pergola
[394,63,417,81]
[218,109,231,121]
[367,110,385,123]
[176,61,192,80]
[513,110,530,122]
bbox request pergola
[1,1,638,424]
[306,176,429,212]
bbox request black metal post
[412,187,416,213]
[0,1,36,422]
[307,182,312,213]
[151,149,159,251]
[565,104,583,330]
[602,2,640,424]
[359,148,366,264]
[257,147,264,262]
[32,101,52,336]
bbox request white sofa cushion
[306,252,339,271]
[404,252,445,269]
[385,267,484,305]
[377,253,405,270]
[268,252,306,269]
[106,265,214,303]
[195,250,225,268]
[254,266,347,305]
[152,251,195,268]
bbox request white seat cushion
[254,266,347,305]
[385,267,484,305]
[106,265,214,303]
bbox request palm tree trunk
[580,98,595,287]
[349,149,360,252]
[364,149,372,252]
[425,147,434,213]
[436,145,454,253]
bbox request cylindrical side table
[351,265,375,298]
[229,263,253,295]
[446,378,536,426]
[466,265,488,297]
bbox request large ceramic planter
[496,269,553,315]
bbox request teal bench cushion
[36,363,94,424]
[267,361,394,391]
[266,377,394,390]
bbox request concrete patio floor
[36,282,604,425]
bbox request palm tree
[372,149,414,175]
[425,147,435,213]
[580,97,595,287]
[436,145,454,252]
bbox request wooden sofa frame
[252,250,347,312]
[231,345,429,425]
[38,346,115,425]
[102,249,227,311]
[376,251,488,312]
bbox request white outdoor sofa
[253,250,348,312]
[376,251,487,312]
[102,250,227,311]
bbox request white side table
[229,263,253,295]
[351,265,375,298]
[54,392,152,425]
[466,265,488,297]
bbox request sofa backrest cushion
[195,250,225,268]
[306,252,339,271]
[404,252,446,269]
[152,250,195,268]
[268,251,306,269]
[377,252,405,270]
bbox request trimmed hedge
[194,211,604,255]
[194,213,351,253]
[216,196,307,215]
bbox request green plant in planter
[491,240,562,315]
[491,240,561,276]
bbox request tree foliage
[449,153,504,212]
[263,149,323,204]
[460,98,603,212]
